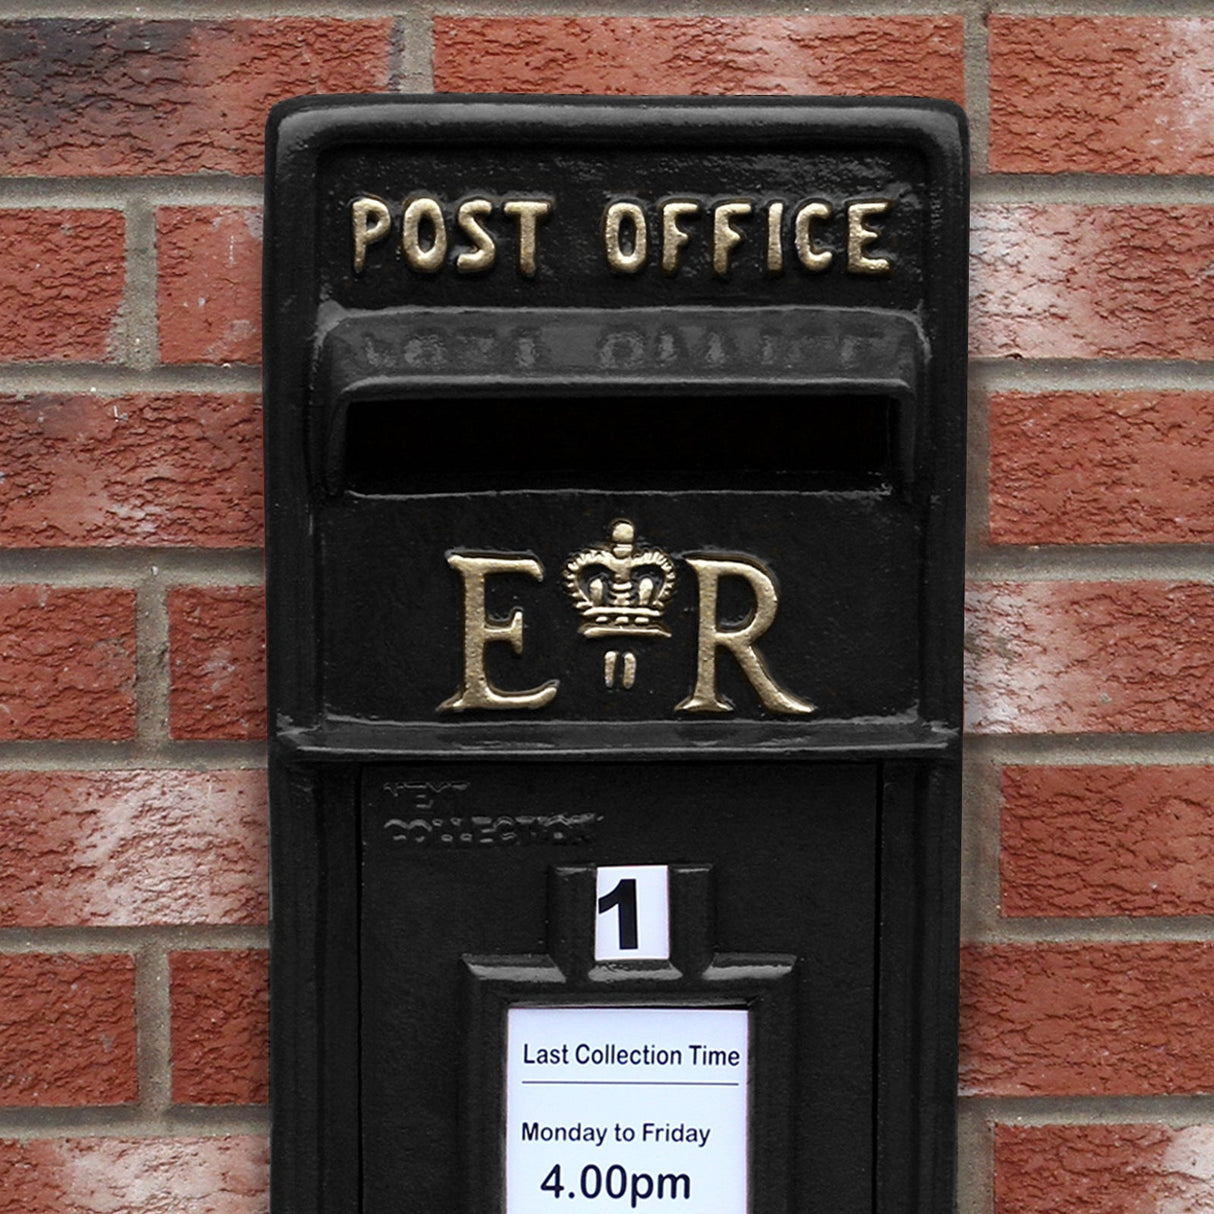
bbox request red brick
[434,17,964,102]
[0,587,136,741]
[0,393,262,546]
[991,18,1214,175]
[0,954,137,1106]
[0,770,267,928]
[996,1124,1214,1214]
[170,950,268,1105]
[168,586,266,741]
[1002,766,1214,918]
[0,210,124,362]
[971,205,1214,360]
[961,943,1214,1096]
[989,391,1214,546]
[0,1135,268,1213]
[158,210,261,366]
[0,20,393,176]
[965,582,1214,734]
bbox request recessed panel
[359,760,879,1213]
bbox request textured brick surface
[0,587,136,740]
[0,19,393,176]
[7,5,1214,1206]
[990,17,1214,175]
[0,954,137,1106]
[0,210,124,362]
[0,1136,268,1213]
[989,391,1214,546]
[434,17,964,101]
[965,582,1214,734]
[971,205,1214,360]
[0,770,267,928]
[1002,766,1214,918]
[170,950,268,1105]
[168,586,266,741]
[0,393,262,547]
[158,209,261,366]
[961,943,1214,1096]
[995,1124,1214,1214]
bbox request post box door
[359,760,880,1214]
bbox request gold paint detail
[438,554,559,713]
[660,200,700,276]
[847,200,893,275]
[766,201,785,275]
[402,196,447,273]
[456,198,496,274]
[603,650,637,690]
[564,519,676,638]
[674,556,815,716]
[794,201,833,272]
[503,199,552,277]
[604,202,648,273]
[351,197,391,273]
[351,193,897,284]
[712,201,752,278]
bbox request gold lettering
[402,196,447,273]
[794,201,833,272]
[712,201,752,278]
[766,201,785,274]
[604,202,648,273]
[351,197,391,273]
[503,199,552,277]
[660,200,699,275]
[456,198,496,274]
[438,554,558,712]
[847,200,893,274]
[674,556,815,715]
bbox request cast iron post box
[264,96,967,1214]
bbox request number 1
[597,878,638,950]
[594,865,669,960]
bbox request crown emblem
[563,519,676,638]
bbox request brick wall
[0,5,1210,1212]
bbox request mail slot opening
[340,393,899,494]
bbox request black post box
[264,96,967,1214]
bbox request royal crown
[563,519,676,637]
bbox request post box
[264,96,967,1214]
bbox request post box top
[267,92,967,152]
[262,94,968,759]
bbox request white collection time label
[506,1006,749,1214]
